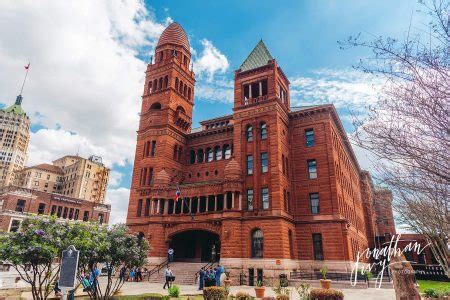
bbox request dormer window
[243,79,268,102]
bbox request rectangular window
[137,199,143,217]
[98,213,104,224]
[307,159,317,179]
[247,189,254,211]
[51,205,57,215]
[57,206,63,217]
[15,199,26,212]
[261,152,268,173]
[68,208,74,219]
[145,198,150,216]
[151,141,156,156]
[247,155,253,175]
[74,209,79,220]
[62,207,68,219]
[310,193,320,214]
[261,188,269,209]
[37,203,46,214]
[147,168,153,185]
[83,211,89,221]
[305,129,315,147]
[313,233,324,260]
[9,220,21,232]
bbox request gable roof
[239,40,274,72]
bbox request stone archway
[168,230,220,262]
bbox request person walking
[168,247,174,262]
[198,267,205,290]
[163,266,173,289]
[136,268,142,282]
[129,268,135,282]
[119,265,127,283]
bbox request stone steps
[148,262,209,285]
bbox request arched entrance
[169,230,220,262]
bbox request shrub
[296,282,311,300]
[423,288,438,297]
[168,285,180,297]
[276,295,290,300]
[235,291,251,300]
[203,286,227,300]
[310,288,344,300]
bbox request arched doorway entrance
[169,230,220,262]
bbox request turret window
[150,102,161,110]
[214,146,222,160]
[260,122,267,139]
[175,77,179,90]
[223,144,231,159]
[164,75,169,88]
[189,150,196,164]
[246,125,253,142]
[243,79,268,102]
[206,148,213,162]
[148,81,153,94]
[197,149,204,163]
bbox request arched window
[175,77,179,90]
[148,81,153,94]
[179,81,183,93]
[197,149,204,163]
[150,102,162,110]
[158,77,163,90]
[251,229,264,258]
[223,144,231,159]
[178,146,182,161]
[176,106,186,114]
[206,148,213,162]
[214,146,222,160]
[183,85,187,97]
[188,87,191,100]
[164,75,169,88]
[153,79,157,91]
[189,150,196,164]
[246,125,253,142]
[260,122,267,140]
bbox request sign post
[59,245,79,300]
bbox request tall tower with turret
[127,23,195,222]
[0,94,30,187]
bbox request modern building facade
[14,155,110,203]
[0,95,30,188]
[126,23,396,279]
[0,186,110,233]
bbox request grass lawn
[417,280,450,293]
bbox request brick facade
[126,23,395,277]
[0,186,110,232]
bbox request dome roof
[157,23,190,51]
[154,169,170,186]
[224,159,242,179]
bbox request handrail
[147,259,169,281]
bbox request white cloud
[290,69,383,110]
[193,39,229,81]
[105,187,130,224]
[0,0,167,171]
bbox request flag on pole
[175,186,181,202]
[24,63,30,70]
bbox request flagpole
[19,63,30,95]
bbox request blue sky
[0,0,427,224]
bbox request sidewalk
[17,279,396,300]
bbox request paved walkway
[16,279,396,299]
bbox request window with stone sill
[247,155,253,175]
[251,229,264,258]
[247,189,254,211]
[307,159,317,179]
[261,187,269,210]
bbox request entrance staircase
[148,262,216,285]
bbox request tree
[0,217,149,300]
[340,0,449,276]
[79,224,149,300]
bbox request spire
[239,40,274,72]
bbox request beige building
[15,155,110,203]
[0,95,30,188]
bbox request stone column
[189,197,193,213]
[206,196,209,212]
[239,193,242,210]
[214,195,218,211]
[150,199,154,215]
[156,199,160,215]
[197,197,200,214]
[163,199,168,215]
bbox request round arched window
[251,229,263,258]
[150,102,162,110]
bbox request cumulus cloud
[193,39,229,81]
[105,187,130,224]
[290,69,383,110]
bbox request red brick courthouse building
[126,23,395,279]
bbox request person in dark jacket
[198,267,205,290]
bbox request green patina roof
[1,95,26,116]
[239,40,274,72]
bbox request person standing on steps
[168,247,174,263]
[215,265,222,286]
[198,267,205,290]
[163,266,173,289]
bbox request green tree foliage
[0,216,149,300]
